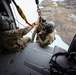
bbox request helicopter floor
[0,42,55,75]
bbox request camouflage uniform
[32,21,55,47]
[0,26,33,52]
[37,30,55,47]
[31,17,47,42]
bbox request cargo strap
[12,0,32,26]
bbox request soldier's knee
[22,37,31,43]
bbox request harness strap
[49,52,76,74]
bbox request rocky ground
[39,0,76,46]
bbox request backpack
[49,34,76,75]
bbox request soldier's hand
[32,23,36,27]
[32,21,39,27]
[14,29,19,34]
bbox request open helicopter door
[0,0,55,75]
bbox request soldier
[31,16,47,42]
[31,18,55,48]
[0,14,35,52]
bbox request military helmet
[41,16,46,22]
[0,14,10,31]
[45,21,55,33]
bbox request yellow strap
[16,6,32,26]
[12,0,33,26]
[17,6,27,21]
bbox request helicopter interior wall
[0,0,17,30]
[0,1,8,15]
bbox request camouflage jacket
[32,25,42,41]
[32,25,55,47]
[0,26,33,52]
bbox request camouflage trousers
[36,31,55,48]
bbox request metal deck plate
[0,42,54,75]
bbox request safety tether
[12,0,32,26]
[35,0,41,19]
[35,0,46,28]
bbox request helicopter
[0,0,76,75]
